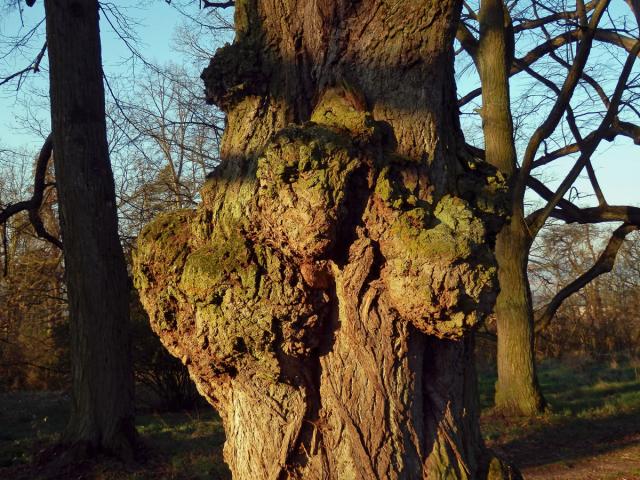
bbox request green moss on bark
[371,161,499,338]
[254,123,363,259]
[133,83,507,388]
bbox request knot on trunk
[133,95,507,380]
[252,123,365,259]
[134,206,331,378]
[201,41,267,111]
[369,159,505,338]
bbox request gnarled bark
[133,1,520,478]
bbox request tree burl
[133,1,520,478]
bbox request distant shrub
[0,237,69,391]
[531,225,640,360]
[131,293,203,411]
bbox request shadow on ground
[479,357,640,477]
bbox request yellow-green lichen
[310,85,378,140]
[385,196,484,263]
[254,124,363,259]
[371,160,496,337]
[180,229,256,303]
[133,210,194,293]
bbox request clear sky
[0,1,638,209]
[0,1,220,148]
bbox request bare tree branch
[527,38,640,236]
[527,176,640,225]
[519,0,611,182]
[459,22,640,108]
[535,223,638,332]
[0,41,47,88]
[512,1,597,32]
[201,0,234,7]
[0,134,62,250]
[456,21,479,61]
[2,221,7,277]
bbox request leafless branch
[201,0,235,7]
[527,38,640,236]
[535,223,638,332]
[0,134,62,250]
[519,0,611,181]
[2,222,7,277]
[0,41,47,89]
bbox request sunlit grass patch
[479,356,640,418]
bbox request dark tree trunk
[44,0,136,457]
[134,0,520,477]
[493,214,546,416]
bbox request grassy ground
[479,356,640,479]
[1,357,639,479]
[0,392,229,479]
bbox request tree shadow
[552,381,640,412]
[494,408,640,468]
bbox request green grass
[135,409,229,479]
[479,356,640,471]
[2,357,639,478]
[0,391,68,469]
[478,356,640,415]
[0,392,229,479]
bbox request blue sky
[0,1,216,147]
[0,1,638,208]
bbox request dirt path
[489,419,640,480]
[521,440,640,479]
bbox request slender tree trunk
[134,0,520,477]
[493,214,546,416]
[474,0,546,417]
[44,0,136,457]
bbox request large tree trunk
[134,0,519,477]
[494,214,546,416]
[44,0,136,457]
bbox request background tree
[43,0,136,457]
[0,145,67,390]
[457,0,640,416]
[0,2,226,420]
[108,63,223,247]
[134,1,520,478]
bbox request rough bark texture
[134,0,519,477]
[45,0,136,457]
